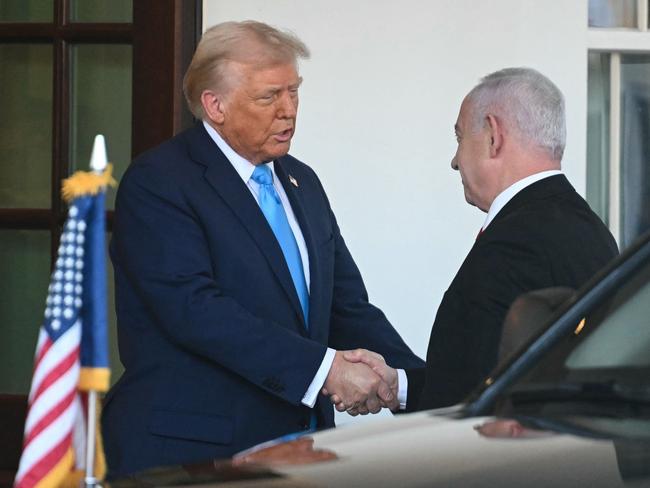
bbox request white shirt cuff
[301,347,336,408]
[397,368,408,410]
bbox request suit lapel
[274,159,320,335]
[186,125,306,332]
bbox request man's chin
[265,142,292,161]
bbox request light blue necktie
[251,164,309,326]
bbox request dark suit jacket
[406,174,618,411]
[102,123,424,477]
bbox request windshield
[502,257,650,424]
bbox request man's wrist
[301,348,336,407]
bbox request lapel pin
[289,175,299,187]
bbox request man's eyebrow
[256,87,280,97]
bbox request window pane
[70,44,132,210]
[586,52,610,225]
[620,55,650,248]
[0,44,52,208]
[69,0,132,23]
[0,0,52,22]
[0,230,50,393]
[588,0,637,28]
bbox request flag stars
[45,222,83,327]
[49,209,85,321]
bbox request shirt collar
[482,169,563,230]
[203,120,275,183]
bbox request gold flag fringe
[61,164,117,203]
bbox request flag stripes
[14,323,81,488]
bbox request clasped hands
[322,349,398,416]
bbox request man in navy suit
[338,67,618,413]
[102,20,423,477]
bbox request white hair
[467,67,566,161]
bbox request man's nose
[451,155,459,171]
[277,91,297,118]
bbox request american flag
[14,164,112,488]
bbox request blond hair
[183,20,310,119]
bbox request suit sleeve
[404,367,426,411]
[111,161,326,405]
[422,234,553,409]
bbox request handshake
[321,349,399,416]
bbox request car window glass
[566,261,650,369]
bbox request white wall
[204,0,589,423]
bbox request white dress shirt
[203,121,335,408]
[396,169,563,410]
[481,170,563,231]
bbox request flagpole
[84,134,108,488]
[84,390,99,487]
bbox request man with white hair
[340,67,618,413]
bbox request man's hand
[328,349,399,414]
[322,351,394,415]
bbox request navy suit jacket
[102,123,424,476]
[406,175,618,411]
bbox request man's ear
[485,114,503,158]
[201,90,226,125]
